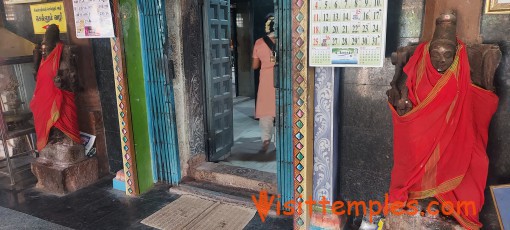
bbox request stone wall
[166,0,207,178]
[337,0,424,203]
[479,11,510,230]
[181,0,206,158]
[91,38,123,173]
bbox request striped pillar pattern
[292,0,313,228]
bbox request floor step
[190,162,277,195]
[169,180,279,216]
[233,96,252,105]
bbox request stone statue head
[42,24,60,58]
[429,12,457,73]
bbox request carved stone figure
[385,12,501,229]
[387,13,501,116]
[32,24,81,148]
[30,24,98,195]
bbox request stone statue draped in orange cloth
[30,24,81,152]
[385,12,501,230]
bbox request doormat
[141,195,256,230]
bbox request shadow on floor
[221,137,277,173]
[229,137,276,162]
[226,150,276,162]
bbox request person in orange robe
[387,14,498,230]
[30,25,81,151]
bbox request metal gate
[274,0,294,205]
[138,0,181,184]
[203,0,234,161]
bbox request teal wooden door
[138,0,181,184]
[203,0,234,161]
[274,0,294,205]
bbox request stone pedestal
[383,213,463,230]
[31,142,98,195]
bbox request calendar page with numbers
[309,0,388,67]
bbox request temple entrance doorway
[222,0,277,174]
[201,0,281,191]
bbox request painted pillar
[312,67,338,202]
[118,0,153,193]
[310,67,340,228]
[291,0,315,228]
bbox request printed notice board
[72,0,115,38]
[309,0,388,67]
[30,2,67,34]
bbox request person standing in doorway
[252,14,276,153]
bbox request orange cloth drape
[388,40,498,230]
[30,42,81,151]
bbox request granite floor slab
[0,206,71,230]
[0,176,292,229]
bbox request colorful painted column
[117,0,154,193]
[111,37,141,195]
[292,0,315,228]
[107,0,140,196]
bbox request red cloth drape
[30,42,81,151]
[388,40,498,230]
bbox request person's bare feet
[261,140,270,153]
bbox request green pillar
[119,0,153,193]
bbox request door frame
[200,0,295,206]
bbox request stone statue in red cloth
[385,12,501,230]
[31,25,98,195]
[31,24,82,153]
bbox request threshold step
[169,180,279,216]
[190,162,277,195]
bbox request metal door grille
[138,0,180,184]
[275,0,294,205]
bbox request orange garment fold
[30,42,81,151]
[388,40,498,230]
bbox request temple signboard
[309,0,388,67]
[72,0,115,38]
[29,2,67,34]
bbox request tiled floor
[0,176,292,229]
[221,99,277,173]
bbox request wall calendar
[309,0,388,67]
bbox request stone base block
[31,157,98,195]
[39,142,86,165]
[383,213,463,230]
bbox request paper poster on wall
[309,0,388,67]
[29,2,67,34]
[72,0,115,38]
[80,132,96,156]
